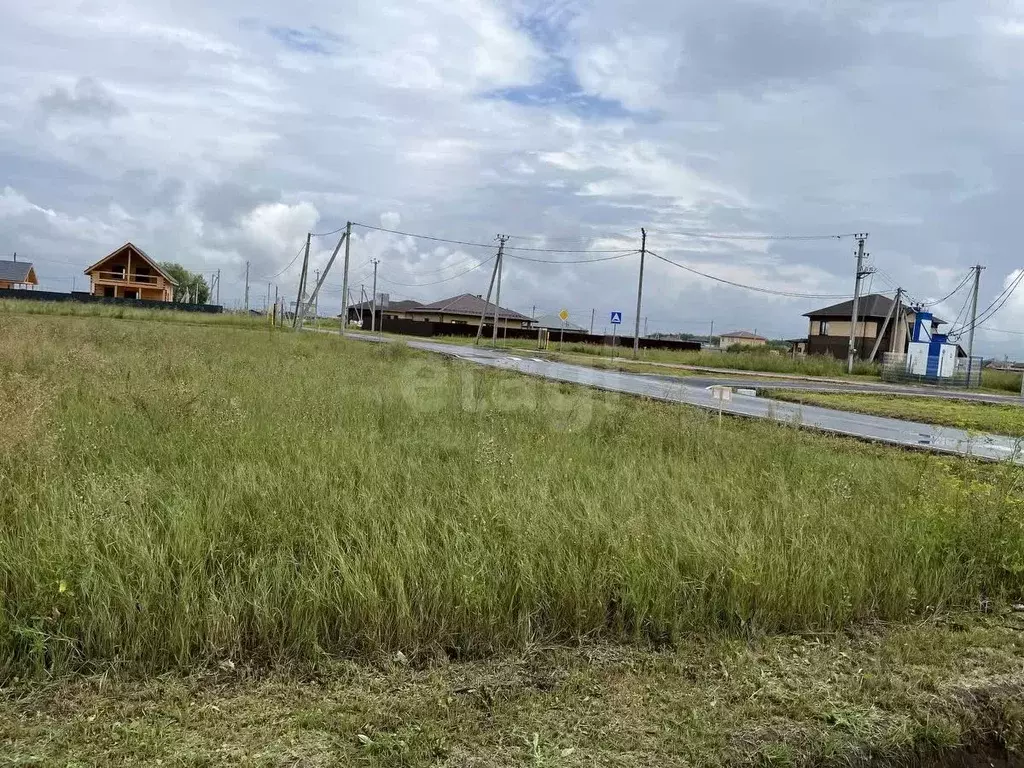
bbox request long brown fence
[366,316,702,352]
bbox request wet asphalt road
[341,333,1024,463]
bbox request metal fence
[880,353,983,388]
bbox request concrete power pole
[846,234,868,374]
[216,269,221,305]
[590,308,595,336]
[340,222,351,334]
[244,261,250,312]
[313,269,320,323]
[370,259,379,334]
[293,233,311,328]
[491,235,508,347]
[632,228,647,359]
[474,236,507,345]
[966,264,984,386]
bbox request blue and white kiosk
[905,310,961,380]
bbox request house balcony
[91,271,165,288]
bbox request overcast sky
[2,0,1023,353]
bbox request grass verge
[2,615,1022,766]
[770,390,1024,437]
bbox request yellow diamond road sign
[558,309,569,322]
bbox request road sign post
[609,311,622,355]
[709,385,733,426]
[558,309,569,351]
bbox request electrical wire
[920,270,973,308]
[950,270,1024,339]
[310,224,348,237]
[646,229,863,242]
[505,250,637,264]
[263,242,307,280]
[376,255,496,287]
[646,250,865,300]
[350,222,635,254]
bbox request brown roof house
[719,330,768,349]
[0,259,38,290]
[406,293,534,328]
[84,242,177,302]
[803,293,942,360]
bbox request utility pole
[632,228,647,358]
[370,259,379,334]
[491,235,508,347]
[313,269,320,322]
[966,264,984,387]
[293,233,311,328]
[590,308,595,336]
[273,285,279,326]
[215,269,221,306]
[244,261,250,312]
[708,320,715,348]
[340,222,351,334]
[644,317,649,337]
[266,282,271,312]
[846,234,868,374]
[475,236,506,344]
[966,264,984,362]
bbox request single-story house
[345,298,424,325]
[84,242,177,302]
[719,330,768,349]
[531,312,586,332]
[803,293,942,360]
[406,293,534,328]
[0,259,38,290]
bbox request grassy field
[2,311,1024,674]
[3,308,1024,763]
[770,390,1024,437]
[984,367,1024,394]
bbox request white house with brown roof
[84,242,177,302]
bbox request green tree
[160,263,210,304]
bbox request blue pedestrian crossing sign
[609,311,623,325]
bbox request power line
[920,270,974,307]
[950,270,1024,339]
[310,224,347,237]
[349,222,634,253]
[262,241,307,280]
[646,250,866,300]
[646,228,862,242]
[505,250,637,264]
[376,255,497,287]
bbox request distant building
[803,293,942,360]
[719,330,768,349]
[83,242,177,302]
[532,312,587,332]
[346,298,424,326]
[407,293,534,328]
[0,259,38,290]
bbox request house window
[818,320,828,336]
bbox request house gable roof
[348,299,424,312]
[805,293,945,324]
[720,330,767,341]
[0,260,37,284]
[409,293,532,321]
[84,242,178,285]
[531,312,586,332]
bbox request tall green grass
[982,368,1023,394]
[0,314,1022,677]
